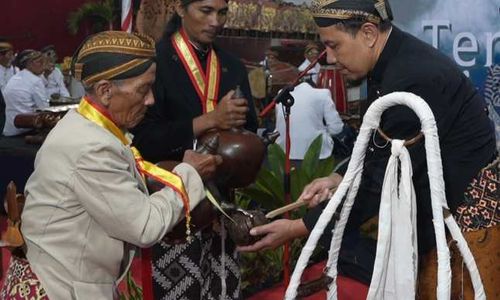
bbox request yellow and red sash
[172,28,220,113]
[77,96,191,228]
[77,97,192,300]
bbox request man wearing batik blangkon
[0,31,221,300]
[240,0,497,297]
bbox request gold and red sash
[78,96,193,300]
[171,28,220,113]
[77,97,191,232]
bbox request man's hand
[237,219,309,252]
[211,90,248,129]
[298,173,343,208]
[182,150,222,181]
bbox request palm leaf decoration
[67,0,115,35]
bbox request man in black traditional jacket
[239,0,497,288]
[131,0,257,298]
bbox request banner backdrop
[390,0,499,90]
[391,0,500,150]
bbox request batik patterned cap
[0,39,13,53]
[16,49,43,69]
[305,42,320,54]
[310,0,393,26]
[73,31,156,86]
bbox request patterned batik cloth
[454,156,499,232]
[152,222,241,300]
[0,255,49,300]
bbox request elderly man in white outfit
[0,40,17,92]
[298,42,322,84]
[40,45,70,98]
[2,49,49,136]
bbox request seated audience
[3,49,49,136]
[298,42,322,84]
[40,45,70,98]
[0,39,16,92]
[0,39,17,132]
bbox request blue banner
[391,0,499,91]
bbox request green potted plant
[67,0,116,35]
[236,134,336,296]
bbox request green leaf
[238,132,340,296]
[267,143,285,178]
[290,168,302,203]
[238,186,276,210]
[67,0,115,35]
[316,156,336,179]
[301,134,323,178]
[253,168,284,206]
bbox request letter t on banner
[121,0,133,32]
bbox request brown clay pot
[199,128,266,188]
[224,209,269,246]
[146,129,274,243]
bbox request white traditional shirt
[3,69,49,136]
[0,64,17,92]
[41,67,70,97]
[298,59,321,85]
[275,82,344,160]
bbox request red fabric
[0,0,92,58]
[247,261,369,300]
[317,69,348,114]
[141,248,154,300]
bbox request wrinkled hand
[237,219,308,252]
[298,174,343,208]
[211,90,248,129]
[182,150,222,181]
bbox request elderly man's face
[180,0,228,46]
[319,24,376,81]
[45,50,58,64]
[27,56,46,76]
[305,48,320,61]
[43,55,55,76]
[0,50,14,67]
[107,63,156,129]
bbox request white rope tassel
[285,92,486,300]
[367,139,418,299]
[444,215,486,299]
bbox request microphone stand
[259,50,326,287]
[263,57,272,132]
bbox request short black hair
[40,45,56,54]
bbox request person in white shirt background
[40,45,70,98]
[275,77,344,166]
[298,42,322,84]
[0,39,16,92]
[3,49,49,136]
[0,39,18,133]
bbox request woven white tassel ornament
[285,92,485,300]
